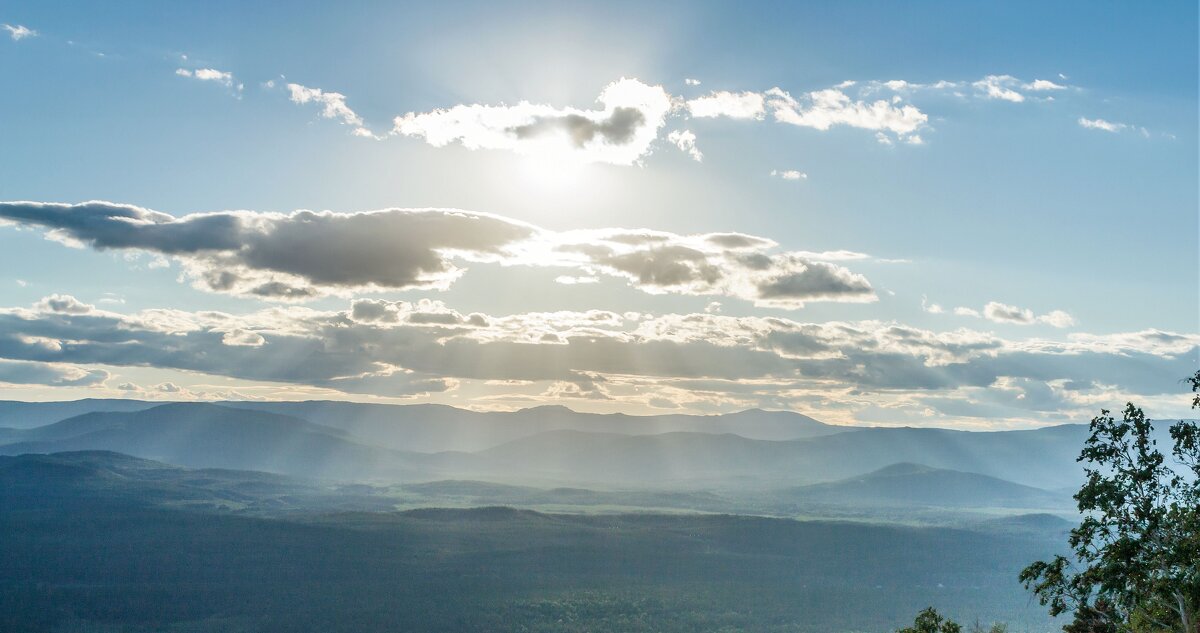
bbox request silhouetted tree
[1020,371,1200,633]
[899,607,962,633]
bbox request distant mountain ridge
[0,399,1155,489]
[781,462,1069,509]
[0,398,846,450]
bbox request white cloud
[1078,117,1127,133]
[686,90,766,120]
[667,129,702,161]
[393,78,673,166]
[176,67,235,87]
[770,169,807,181]
[288,82,374,138]
[972,75,1026,102]
[1038,310,1076,328]
[684,78,701,86]
[2,24,36,41]
[35,294,94,314]
[1024,79,1066,91]
[765,86,928,143]
[554,275,600,285]
[951,301,1076,328]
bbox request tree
[1020,371,1200,633]
[898,607,962,633]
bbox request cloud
[0,300,1191,421]
[771,169,807,181]
[686,90,766,120]
[35,294,94,314]
[950,301,1077,328]
[0,201,535,299]
[287,82,375,137]
[0,201,877,308]
[1078,117,1127,133]
[176,67,233,87]
[0,359,108,387]
[667,129,702,161]
[972,75,1026,102]
[393,78,673,166]
[1024,79,1066,91]
[176,68,243,96]
[684,78,701,86]
[2,24,36,41]
[280,73,1071,163]
[764,87,927,143]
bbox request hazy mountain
[440,424,1096,489]
[0,400,1144,490]
[0,398,156,429]
[780,462,1069,509]
[0,399,849,452]
[0,403,418,480]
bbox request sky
[0,1,1196,428]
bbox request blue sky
[0,1,1195,428]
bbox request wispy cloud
[1078,117,1125,132]
[287,82,376,138]
[2,23,36,41]
[950,301,1075,328]
[176,67,243,96]
[770,169,807,181]
[667,129,703,161]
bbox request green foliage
[898,607,962,633]
[1020,371,1200,633]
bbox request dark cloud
[756,261,874,302]
[0,201,879,309]
[0,201,535,298]
[512,107,646,147]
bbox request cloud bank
[0,201,878,308]
[0,296,1193,424]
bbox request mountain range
[0,400,1101,488]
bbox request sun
[517,148,588,192]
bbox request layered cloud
[0,201,878,308]
[0,296,1193,423]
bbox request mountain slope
[0,403,416,480]
[0,398,157,429]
